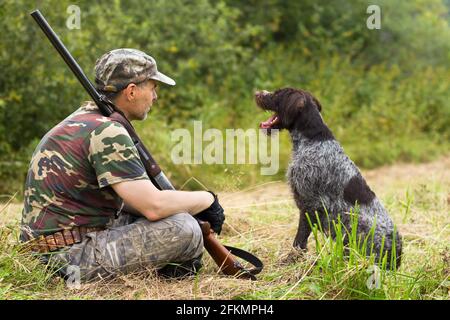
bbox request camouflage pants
[43,212,204,282]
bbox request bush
[0,0,449,195]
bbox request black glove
[195,191,225,235]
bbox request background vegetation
[1,0,449,195]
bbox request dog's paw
[278,247,306,266]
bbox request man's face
[129,80,158,121]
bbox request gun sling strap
[224,245,264,280]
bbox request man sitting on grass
[20,48,225,282]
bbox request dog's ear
[301,91,322,113]
[285,89,320,112]
[296,91,334,140]
[275,89,306,128]
[275,88,323,130]
[311,95,322,112]
[286,91,305,108]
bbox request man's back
[21,101,148,241]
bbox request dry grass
[1,155,449,300]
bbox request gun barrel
[30,9,112,117]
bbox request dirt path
[219,155,450,208]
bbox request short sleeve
[88,121,149,188]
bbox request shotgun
[30,9,262,280]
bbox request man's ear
[124,83,137,101]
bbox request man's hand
[195,192,225,235]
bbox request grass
[0,155,449,300]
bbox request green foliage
[228,0,450,67]
[0,0,449,195]
[0,225,65,299]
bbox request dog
[255,88,402,269]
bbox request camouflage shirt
[21,101,149,240]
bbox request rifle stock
[198,220,252,278]
[30,9,262,280]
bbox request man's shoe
[157,254,203,279]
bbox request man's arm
[121,202,143,217]
[111,179,214,221]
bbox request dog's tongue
[260,114,279,129]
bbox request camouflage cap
[94,48,176,92]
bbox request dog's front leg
[293,211,312,250]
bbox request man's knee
[174,213,204,259]
[177,213,203,245]
[156,213,204,278]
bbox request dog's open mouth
[260,113,280,130]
